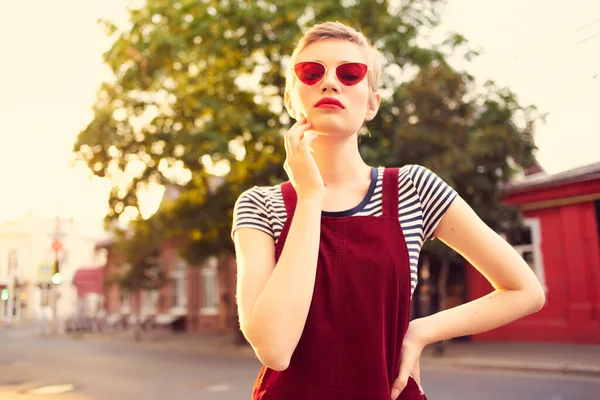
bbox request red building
[468,162,600,344]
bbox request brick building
[92,235,238,334]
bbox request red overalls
[252,168,427,399]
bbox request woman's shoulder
[381,164,431,182]
[232,184,285,239]
[235,184,284,208]
[389,164,447,182]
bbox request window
[171,260,187,311]
[513,218,547,293]
[142,290,158,314]
[40,285,51,307]
[201,257,219,316]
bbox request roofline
[504,162,600,195]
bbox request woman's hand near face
[284,116,325,203]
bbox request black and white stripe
[232,165,457,297]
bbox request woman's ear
[365,91,381,121]
[284,91,297,120]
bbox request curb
[421,357,600,378]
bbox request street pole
[51,214,61,336]
[5,250,18,327]
[6,270,13,327]
[14,277,20,323]
[51,285,57,335]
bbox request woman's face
[289,39,380,137]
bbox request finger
[298,131,318,155]
[301,130,319,145]
[284,117,306,156]
[392,353,416,400]
[296,113,308,124]
[413,362,423,392]
[289,122,311,150]
[391,370,408,400]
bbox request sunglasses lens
[336,63,368,86]
[294,62,326,85]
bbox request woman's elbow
[244,325,292,371]
[255,348,291,371]
[527,281,546,313]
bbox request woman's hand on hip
[391,319,429,399]
[283,116,325,202]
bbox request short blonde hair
[284,21,383,120]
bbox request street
[1,327,599,399]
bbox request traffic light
[51,259,63,285]
[1,288,8,301]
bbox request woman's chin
[309,120,356,137]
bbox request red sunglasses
[293,61,370,86]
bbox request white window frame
[513,218,547,293]
[142,290,158,317]
[171,260,187,316]
[121,291,131,314]
[200,257,219,316]
[40,285,51,308]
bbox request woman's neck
[310,134,371,186]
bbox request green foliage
[74,0,540,268]
[364,56,540,261]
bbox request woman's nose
[320,68,340,92]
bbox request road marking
[27,384,75,395]
[206,384,230,392]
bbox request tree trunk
[134,310,142,342]
[434,257,450,356]
[133,278,142,342]
[217,257,229,334]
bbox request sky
[0,0,599,225]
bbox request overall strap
[280,181,297,217]
[382,168,400,219]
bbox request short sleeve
[231,187,275,240]
[407,165,458,240]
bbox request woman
[232,21,545,400]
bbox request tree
[108,217,168,341]
[74,0,542,341]
[73,0,446,258]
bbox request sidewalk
[72,330,600,377]
[419,341,600,377]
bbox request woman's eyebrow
[307,60,359,65]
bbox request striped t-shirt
[232,165,458,296]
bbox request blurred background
[1,0,599,399]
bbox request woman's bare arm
[235,198,322,371]
[413,195,546,343]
